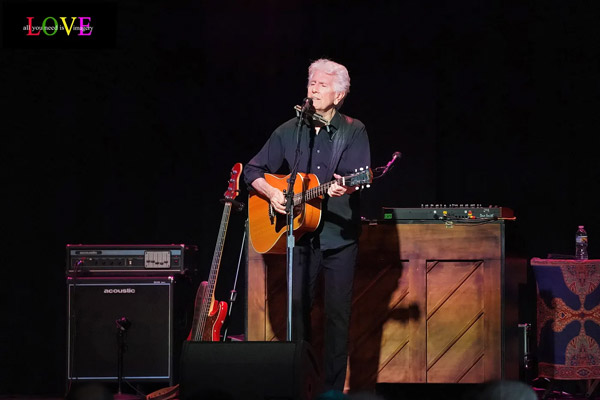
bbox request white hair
[307,58,351,95]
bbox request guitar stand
[221,216,247,342]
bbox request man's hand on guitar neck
[328,173,358,197]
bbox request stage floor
[1,381,598,400]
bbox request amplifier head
[66,244,198,276]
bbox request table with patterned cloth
[531,257,600,380]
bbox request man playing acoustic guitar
[244,58,371,398]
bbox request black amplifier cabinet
[66,275,193,384]
[66,244,198,276]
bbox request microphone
[116,317,131,332]
[382,151,402,175]
[301,97,313,113]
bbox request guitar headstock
[224,163,243,201]
[346,167,373,190]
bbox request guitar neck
[293,177,341,205]
[206,202,231,298]
[195,201,232,339]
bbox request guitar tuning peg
[366,184,370,188]
[359,167,364,171]
[355,186,359,191]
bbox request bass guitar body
[187,281,228,342]
[248,172,323,254]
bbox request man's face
[307,70,345,114]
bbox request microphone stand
[114,317,141,400]
[284,101,309,341]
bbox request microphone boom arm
[373,151,402,179]
[294,105,329,125]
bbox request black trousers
[291,241,358,392]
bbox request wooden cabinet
[246,221,525,389]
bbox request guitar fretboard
[193,201,232,340]
[293,178,344,205]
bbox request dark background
[1,0,599,395]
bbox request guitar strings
[195,202,232,341]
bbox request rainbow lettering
[25,16,93,36]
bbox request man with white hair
[244,58,371,397]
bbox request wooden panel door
[426,261,486,382]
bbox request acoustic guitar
[248,167,372,254]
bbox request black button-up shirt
[244,111,371,250]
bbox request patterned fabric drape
[532,258,600,380]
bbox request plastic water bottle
[575,225,588,260]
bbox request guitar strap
[325,114,353,180]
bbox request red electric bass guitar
[147,164,243,400]
[188,162,243,341]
